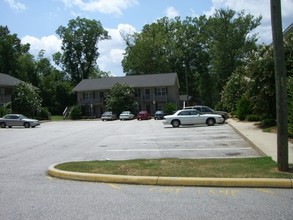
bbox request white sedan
[119,111,135,120]
[163,109,224,127]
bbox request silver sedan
[163,109,224,127]
[0,114,40,128]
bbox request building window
[145,89,151,99]
[134,89,141,98]
[100,92,104,98]
[84,92,93,100]
[156,87,167,96]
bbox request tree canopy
[11,82,42,117]
[0,26,34,82]
[105,83,136,114]
[56,16,110,85]
[122,9,261,107]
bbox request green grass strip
[55,157,293,178]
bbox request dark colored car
[154,111,165,120]
[137,111,151,120]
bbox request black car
[154,111,165,120]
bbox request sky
[1,0,292,76]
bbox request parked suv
[184,105,228,122]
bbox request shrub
[236,96,252,121]
[0,106,11,117]
[70,106,82,120]
[37,107,51,120]
[246,114,261,122]
[164,103,177,115]
[261,119,276,128]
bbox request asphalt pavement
[48,118,293,188]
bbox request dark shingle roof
[73,73,179,92]
[0,73,21,87]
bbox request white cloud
[165,6,179,18]
[62,0,138,15]
[97,24,136,76]
[21,24,136,76]
[21,35,62,57]
[206,0,293,44]
[4,0,27,11]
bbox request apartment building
[73,72,180,117]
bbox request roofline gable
[73,72,180,92]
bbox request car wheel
[171,120,180,128]
[24,122,30,128]
[0,122,6,128]
[206,118,215,126]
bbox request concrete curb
[48,164,293,188]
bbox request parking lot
[3,119,293,220]
[0,119,261,162]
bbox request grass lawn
[55,157,293,179]
[50,115,64,121]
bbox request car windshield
[122,111,130,114]
[103,112,112,115]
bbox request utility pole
[270,0,288,171]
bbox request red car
[137,111,151,120]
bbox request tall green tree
[122,9,260,108]
[56,17,110,85]
[122,17,177,75]
[122,16,210,104]
[36,51,75,114]
[0,26,33,82]
[206,9,261,106]
[106,83,136,114]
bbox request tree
[122,16,210,104]
[205,9,261,106]
[106,83,136,114]
[0,26,33,81]
[11,82,42,117]
[122,17,177,75]
[56,17,110,85]
[219,66,247,112]
[245,45,276,118]
[122,10,261,108]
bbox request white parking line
[127,139,244,143]
[107,147,252,152]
